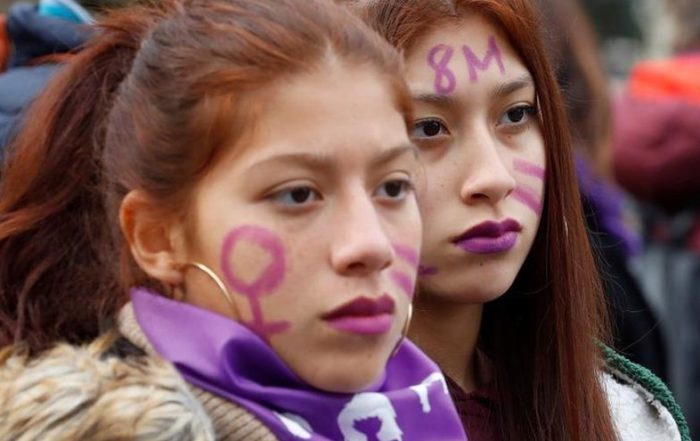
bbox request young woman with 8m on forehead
[355,0,689,440]
[0,0,468,439]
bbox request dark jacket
[0,3,91,151]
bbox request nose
[459,130,516,204]
[330,191,394,277]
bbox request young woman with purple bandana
[0,0,467,439]
[353,0,689,440]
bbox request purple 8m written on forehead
[427,35,506,94]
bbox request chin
[301,356,386,393]
[421,268,516,305]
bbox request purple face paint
[390,270,415,299]
[418,265,439,277]
[392,244,419,269]
[462,35,506,83]
[220,225,290,340]
[513,159,545,181]
[390,243,419,297]
[513,185,542,215]
[427,44,456,94]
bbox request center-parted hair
[355,1,618,440]
[0,0,411,351]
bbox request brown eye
[507,107,526,123]
[290,188,312,203]
[499,105,537,126]
[384,181,403,197]
[274,186,320,206]
[412,119,449,138]
[375,179,412,201]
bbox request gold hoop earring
[177,262,240,318]
[391,303,413,357]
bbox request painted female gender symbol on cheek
[220,225,290,340]
[390,243,419,299]
[512,159,545,215]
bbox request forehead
[216,62,410,171]
[403,14,531,95]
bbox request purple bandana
[132,288,468,441]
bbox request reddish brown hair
[0,0,411,351]
[357,1,617,440]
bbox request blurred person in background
[613,0,700,437]
[0,0,129,152]
[534,0,668,381]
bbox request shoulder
[0,64,61,113]
[0,333,215,440]
[118,302,278,441]
[602,346,690,441]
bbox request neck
[408,293,483,392]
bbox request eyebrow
[250,143,417,171]
[411,93,461,109]
[370,143,418,168]
[490,74,535,101]
[411,74,534,110]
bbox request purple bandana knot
[131,288,468,441]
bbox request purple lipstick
[453,218,522,255]
[323,295,395,335]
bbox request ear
[120,190,185,286]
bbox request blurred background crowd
[0,0,698,438]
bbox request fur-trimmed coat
[0,303,689,441]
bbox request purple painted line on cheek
[513,185,542,215]
[392,243,419,269]
[462,35,506,83]
[427,44,456,95]
[220,225,291,340]
[390,270,415,299]
[513,159,545,181]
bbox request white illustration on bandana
[274,411,313,439]
[337,392,403,441]
[409,372,449,413]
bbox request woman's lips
[453,219,522,255]
[322,295,395,335]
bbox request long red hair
[0,0,411,352]
[357,1,617,440]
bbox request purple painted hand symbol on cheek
[220,225,291,340]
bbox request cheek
[417,167,452,216]
[219,224,291,340]
[511,149,546,217]
[390,243,420,300]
